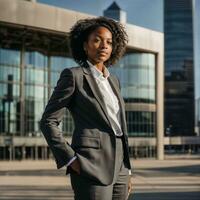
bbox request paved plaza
[0,158,200,200]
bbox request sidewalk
[0,159,200,187]
[0,159,200,200]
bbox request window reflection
[25,51,48,68]
[25,68,47,85]
[0,48,21,136]
[0,48,20,66]
[0,66,20,82]
[51,72,60,87]
[0,99,20,135]
[23,51,48,135]
[51,56,76,71]
[126,111,155,137]
[110,53,156,103]
[50,56,76,133]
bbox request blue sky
[38,0,163,32]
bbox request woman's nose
[100,41,108,49]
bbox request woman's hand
[70,159,81,175]
[128,175,134,197]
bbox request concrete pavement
[0,159,199,200]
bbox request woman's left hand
[128,175,134,196]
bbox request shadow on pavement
[134,164,200,177]
[129,191,200,200]
[0,169,66,176]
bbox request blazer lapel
[108,76,127,134]
[82,66,113,129]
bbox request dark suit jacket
[40,65,131,185]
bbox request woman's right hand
[70,159,81,174]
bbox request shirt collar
[87,60,110,80]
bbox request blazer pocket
[75,136,100,149]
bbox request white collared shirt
[87,61,123,137]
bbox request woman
[40,16,133,200]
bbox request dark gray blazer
[40,65,131,185]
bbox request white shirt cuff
[129,170,132,175]
[66,156,77,167]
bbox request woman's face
[84,26,112,65]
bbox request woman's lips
[98,51,108,56]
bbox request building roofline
[0,0,163,53]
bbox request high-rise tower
[164,0,195,136]
[103,1,127,23]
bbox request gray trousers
[70,137,129,200]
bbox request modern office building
[0,0,164,160]
[164,0,194,136]
[164,0,200,153]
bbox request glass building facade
[0,17,157,159]
[0,49,21,135]
[0,47,76,138]
[164,0,195,136]
[0,24,78,159]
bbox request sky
[38,0,163,32]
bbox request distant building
[103,1,127,23]
[164,0,200,154]
[164,0,195,136]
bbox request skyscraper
[164,0,195,136]
[103,1,127,23]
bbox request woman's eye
[94,38,100,42]
[108,41,112,45]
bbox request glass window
[126,111,156,137]
[24,85,48,134]
[0,48,20,66]
[25,68,47,85]
[51,56,76,72]
[110,53,156,103]
[25,51,48,69]
[0,66,20,82]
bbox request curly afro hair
[69,16,128,67]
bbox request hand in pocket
[70,159,81,175]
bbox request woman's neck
[95,64,104,72]
[88,59,104,72]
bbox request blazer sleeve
[40,68,75,169]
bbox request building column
[156,52,164,160]
[47,55,51,99]
[20,41,25,136]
